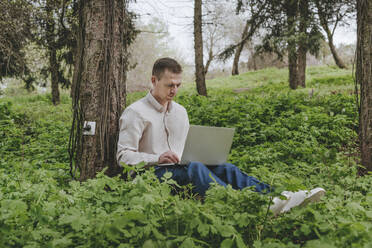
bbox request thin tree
[314,0,354,69]
[33,0,76,105]
[202,0,240,76]
[45,0,60,105]
[219,0,267,75]
[194,0,207,96]
[356,0,372,174]
[203,25,218,76]
[232,20,249,75]
[69,0,136,180]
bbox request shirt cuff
[144,154,160,165]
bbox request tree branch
[218,0,267,61]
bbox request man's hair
[152,57,182,80]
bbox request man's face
[151,69,182,105]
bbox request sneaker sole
[300,188,326,207]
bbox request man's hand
[158,151,180,164]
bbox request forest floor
[0,65,371,247]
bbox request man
[117,57,325,215]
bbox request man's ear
[151,75,157,87]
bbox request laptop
[159,125,235,166]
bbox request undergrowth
[0,66,371,247]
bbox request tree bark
[194,0,207,96]
[232,20,250,76]
[288,45,298,89]
[324,25,348,69]
[71,0,127,180]
[297,0,308,88]
[357,0,372,174]
[286,0,299,89]
[46,0,60,105]
[50,49,60,105]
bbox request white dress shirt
[117,92,190,166]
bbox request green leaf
[163,172,173,180]
[152,228,165,240]
[197,223,210,237]
[51,237,72,247]
[216,225,235,238]
[300,224,312,235]
[221,238,234,248]
[58,210,89,231]
[304,239,336,248]
[143,239,155,248]
[235,235,246,248]
[180,238,194,248]
[365,211,372,219]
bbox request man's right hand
[158,151,180,164]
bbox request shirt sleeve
[116,108,160,166]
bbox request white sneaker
[270,196,289,215]
[270,188,326,215]
[281,190,308,212]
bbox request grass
[0,93,71,123]
[126,65,354,104]
[1,65,353,107]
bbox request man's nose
[170,86,177,93]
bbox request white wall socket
[83,121,96,135]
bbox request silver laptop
[159,125,235,166]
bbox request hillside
[0,66,371,247]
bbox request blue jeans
[155,161,271,196]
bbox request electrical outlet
[83,121,96,135]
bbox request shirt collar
[146,91,173,113]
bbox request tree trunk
[288,45,298,89]
[315,0,348,69]
[357,0,372,174]
[297,48,306,88]
[70,39,79,100]
[252,53,257,70]
[232,20,250,76]
[286,0,299,89]
[194,0,207,96]
[46,0,60,105]
[204,32,214,76]
[325,27,348,69]
[50,49,60,105]
[204,45,213,76]
[71,0,128,180]
[297,0,308,88]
